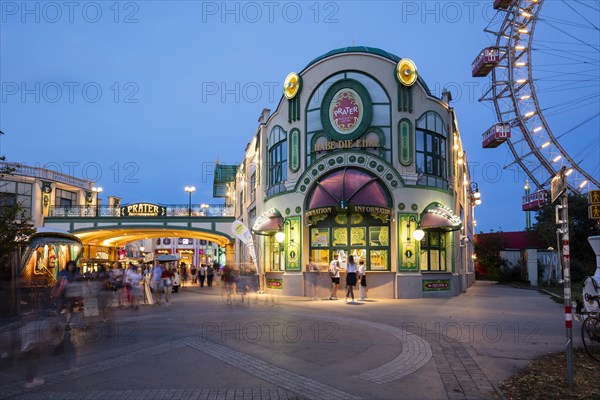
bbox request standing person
[127,263,143,309]
[56,260,83,329]
[151,260,164,305]
[345,255,358,303]
[191,265,198,284]
[113,262,125,307]
[198,263,207,287]
[96,264,112,322]
[180,262,188,288]
[328,254,340,300]
[357,259,367,301]
[161,263,174,305]
[221,264,233,304]
[124,262,136,306]
[207,263,215,287]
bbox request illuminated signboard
[120,203,166,217]
[422,279,450,292]
[266,278,283,290]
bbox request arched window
[419,230,447,272]
[267,126,287,196]
[415,111,448,189]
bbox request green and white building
[230,47,478,298]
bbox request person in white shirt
[125,263,143,309]
[357,259,367,301]
[345,255,358,303]
[328,254,340,300]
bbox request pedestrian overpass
[42,203,236,250]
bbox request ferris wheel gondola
[474,0,600,198]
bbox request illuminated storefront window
[416,111,448,190]
[267,126,287,196]
[419,230,447,272]
[0,180,32,218]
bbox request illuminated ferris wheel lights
[520,95,531,100]
[518,28,529,34]
[515,45,526,50]
[521,11,532,18]
[565,168,574,176]
[540,141,551,149]
[524,111,535,118]
[516,78,527,84]
[553,155,563,163]
[515,62,527,67]
[579,180,588,189]
[533,126,543,133]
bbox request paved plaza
[0,281,576,400]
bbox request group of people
[328,254,368,303]
[186,263,216,287]
[219,264,259,305]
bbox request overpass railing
[1,162,93,189]
[48,204,234,218]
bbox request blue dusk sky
[1,1,598,233]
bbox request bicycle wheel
[581,316,600,362]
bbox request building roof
[212,164,237,198]
[304,46,433,96]
[475,231,548,250]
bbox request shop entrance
[309,211,390,271]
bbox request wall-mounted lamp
[470,182,482,206]
[275,219,294,243]
[407,215,425,241]
[460,235,470,248]
[275,231,286,243]
[413,227,425,241]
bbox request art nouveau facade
[231,47,478,298]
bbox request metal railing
[48,204,234,218]
[0,162,93,189]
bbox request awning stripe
[252,208,284,233]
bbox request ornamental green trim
[289,128,301,172]
[398,119,413,166]
[320,79,373,141]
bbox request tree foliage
[473,230,516,282]
[530,193,600,282]
[0,202,35,258]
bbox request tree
[473,230,516,282]
[0,202,35,258]
[530,193,600,282]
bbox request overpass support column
[225,242,235,266]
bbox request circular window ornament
[396,59,418,87]
[283,72,302,99]
[320,80,372,141]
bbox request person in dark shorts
[345,255,358,303]
[328,254,340,300]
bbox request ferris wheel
[474,0,600,206]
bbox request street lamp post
[524,180,531,229]
[200,203,209,216]
[470,182,482,206]
[92,186,103,216]
[184,186,195,216]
